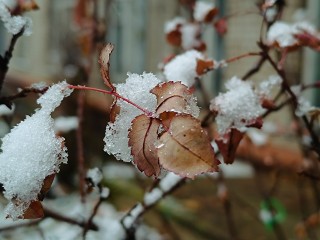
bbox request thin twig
[0,29,25,94]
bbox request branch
[120,173,186,238]
[43,207,98,231]
[0,29,25,94]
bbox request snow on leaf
[21,201,44,219]
[196,58,214,75]
[151,81,191,114]
[158,114,218,178]
[129,114,161,177]
[99,43,115,90]
[215,128,244,164]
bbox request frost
[193,1,215,22]
[86,168,103,186]
[210,77,264,135]
[164,16,186,33]
[104,72,161,162]
[144,188,163,206]
[267,21,318,48]
[0,81,73,220]
[163,50,204,87]
[0,0,33,35]
[54,116,79,133]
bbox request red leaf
[158,114,218,178]
[99,43,115,90]
[21,201,44,219]
[214,18,228,36]
[203,8,218,23]
[216,128,244,164]
[196,59,214,75]
[166,30,182,47]
[295,32,320,51]
[151,82,192,114]
[129,115,161,177]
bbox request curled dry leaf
[129,114,161,177]
[196,59,214,75]
[294,33,320,51]
[99,43,115,90]
[109,99,120,123]
[151,81,191,114]
[157,114,218,178]
[203,7,218,23]
[38,174,55,201]
[216,128,244,164]
[21,201,44,219]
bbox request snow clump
[0,81,73,220]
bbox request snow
[291,85,315,117]
[54,116,79,133]
[163,50,204,87]
[164,16,186,33]
[104,73,161,162]
[210,77,264,135]
[0,195,162,240]
[267,21,317,48]
[86,168,103,186]
[100,187,110,199]
[0,1,33,35]
[159,172,182,192]
[193,1,215,22]
[181,23,201,50]
[144,188,163,206]
[258,75,282,97]
[0,81,73,220]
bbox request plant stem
[68,85,153,117]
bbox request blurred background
[1,0,320,239]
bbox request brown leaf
[196,59,214,75]
[21,201,44,219]
[203,8,218,23]
[129,115,161,177]
[295,32,320,51]
[151,82,191,114]
[216,128,244,164]
[166,30,182,47]
[158,114,218,178]
[12,0,39,14]
[99,43,115,90]
[38,174,55,201]
[109,99,120,123]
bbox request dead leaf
[109,99,120,123]
[129,115,161,177]
[166,30,182,47]
[151,81,191,114]
[295,32,320,51]
[21,201,44,219]
[158,114,218,178]
[99,43,115,90]
[203,8,218,23]
[196,59,214,75]
[216,128,244,164]
[38,174,55,201]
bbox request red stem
[225,52,262,64]
[68,85,153,117]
